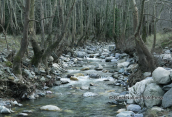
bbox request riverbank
[0,37,172,116]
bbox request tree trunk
[40,0,45,49]
[13,0,30,75]
[29,0,35,35]
[151,1,157,53]
[132,0,156,73]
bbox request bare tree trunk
[113,0,117,43]
[132,0,155,73]
[29,0,35,34]
[80,0,83,37]
[48,0,57,34]
[13,0,30,75]
[40,0,45,48]
[151,1,157,53]
[41,0,76,74]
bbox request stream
[5,44,128,117]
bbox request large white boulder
[128,77,154,106]
[143,83,164,107]
[152,67,171,84]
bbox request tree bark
[13,0,30,75]
[132,0,156,72]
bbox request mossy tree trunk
[13,0,30,75]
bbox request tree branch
[144,14,172,22]
[28,16,55,23]
[0,24,9,50]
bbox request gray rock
[18,113,28,116]
[134,114,143,117]
[118,68,125,74]
[143,72,151,78]
[100,56,106,59]
[143,83,164,107]
[40,105,61,111]
[127,104,141,112]
[54,81,61,86]
[116,111,135,117]
[152,67,171,84]
[164,50,171,54]
[0,70,3,76]
[109,45,116,51]
[118,62,130,68]
[40,77,46,81]
[83,92,98,97]
[170,70,172,80]
[80,86,90,90]
[61,80,69,84]
[94,64,103,70]
[162,83,172,91]
[115,53,121,59]
[160,54,171,60]
[162,88,172,108]
[121,53,128,58]
[24,69,34,79]
[1,56,7,62]
[112,73,119,79]
[75,51,86,58]
[1,107,11,114]
[128,78,154,106]
[105,57,115,62]
[87,50,94,54]
[107,100,119,105]
[127,94,135,104]
[48,56,54,62]
[89,74,100,78]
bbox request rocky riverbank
[0,41,172,116]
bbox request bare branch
[144,14,172,22]
[28,16,55,23]
[0,24,9,50]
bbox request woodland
[0,0,172,116]
[0,0,171,74]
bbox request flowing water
[7,46,126,117]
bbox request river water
[7,45,127,117]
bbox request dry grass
[145,32,172,53]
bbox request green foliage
[145,32,172,51]
[5,61,13,68]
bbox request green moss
[5,61,13,68]
[161,40,172,48]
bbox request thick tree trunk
[132,0,155,72]
[13,0,30,75]
[30,37,43,67]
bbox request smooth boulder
[143,83,164,108]
[152,67,171,84]
[128,77,154,106]
[116,111,135,117]
[127,104,141,112]
[40,105,61,111]
[162,88,172,108]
